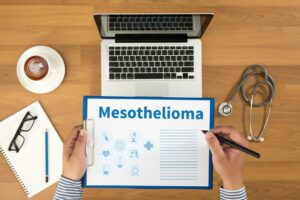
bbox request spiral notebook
[0,101,63,198]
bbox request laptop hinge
[115,34,187,43]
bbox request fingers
[212,126,237,135]
[66,125,82,141]
[63,126,83,158]
[73,129,88,157]
[205,132,225,159]
[64,126,82,146]
[211,126,249,147]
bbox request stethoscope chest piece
[218,102,233,117]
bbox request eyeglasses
[8,111,38,153]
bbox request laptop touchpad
[135,83,168,97]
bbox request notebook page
[0,101,62,198]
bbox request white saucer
[17,46,65,94]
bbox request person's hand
[205,126,249,190]
[62,126,87,181]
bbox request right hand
[205,126,249,190]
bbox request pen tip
[257,154,261,159]
[201,130,208,134]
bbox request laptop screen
[94,14,213,38]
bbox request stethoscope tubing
[227,64,275,107]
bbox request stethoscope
[218,64,275,142]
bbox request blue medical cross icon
[144,141,153,150]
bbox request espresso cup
[24,55,49,81]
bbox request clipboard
[82,96,214,189]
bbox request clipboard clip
[83,119,94,166]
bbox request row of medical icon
[100,145,153,159]
[101,131,140,144]
[101,141,154,158]
[102,164,140,177]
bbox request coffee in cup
[24,56,49,81]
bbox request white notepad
[83,96,214,189]
[0,101,63,198]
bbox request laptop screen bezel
[94,13,214,39]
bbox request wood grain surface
[0,0,300,199]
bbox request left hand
[62,126,87,181]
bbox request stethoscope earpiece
[247,135,264,142]
[247,136,253,141]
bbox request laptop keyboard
[109,46,194,80]
[108,15,193,31]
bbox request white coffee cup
[17,45,65,93]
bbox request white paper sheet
[83,97,213,189]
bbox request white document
[83,96,214,189]
[0,101,63,198]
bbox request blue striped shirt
[220,186,247,200]
[54,176,247,200]
[54,176,82,200]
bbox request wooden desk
[0,0,299,199]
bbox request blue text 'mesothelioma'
[99,106,203,120]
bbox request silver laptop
[94,13,213,97]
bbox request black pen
[202,130,260,159]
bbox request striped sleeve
[220,186,247,200]
[53,176,83,200]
